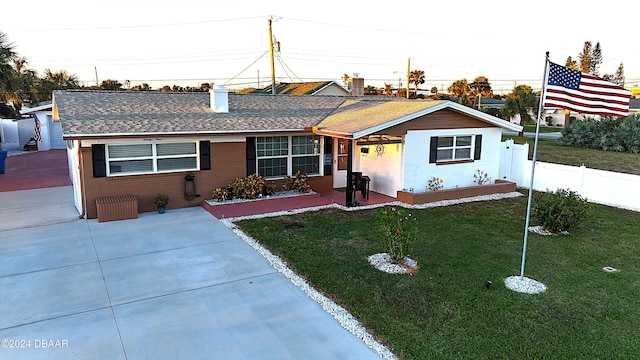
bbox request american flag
[543,62,631,118]
[34,117,42,142]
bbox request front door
[333,138,350,188]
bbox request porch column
[345,139,353,207]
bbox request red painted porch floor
[202,189,397,219]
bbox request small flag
[543,62,631,118]
[34,118,42,142]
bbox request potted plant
[152,193,169,214]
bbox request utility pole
[268,18,276,95]
[406,57,411,99]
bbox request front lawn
[236,195,640,359]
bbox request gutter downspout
[77,140,86,219]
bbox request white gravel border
[220,191,523,359]
[504,276,547,294]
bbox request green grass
[522,125,563,133]
[501,136,640,175]
[237,196,640,359]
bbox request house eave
[61,128,312,141]
[350,100,523,139]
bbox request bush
[229,174,276,200]
[558,115,640,153]
[532,188,589,233]
[212,186,233,202]
[213,174,276,201]
[282,171,312,193]
[376,207,417,263]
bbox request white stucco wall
[356,142,403,197]
[0,119,19,150]
[402,127,503,193]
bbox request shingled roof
[239,81,349,95]
[54,90,346,138]
[53,90,522,140]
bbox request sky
[3,0,639,94]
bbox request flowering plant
[376,207,417,263]
[473,169,491,185]
[427,176,444,191]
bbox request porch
[202,189,397,219]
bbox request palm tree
[0,32,19,113]
[502,85,538,136]
[409,69,425,98]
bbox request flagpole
[519,52,551,279]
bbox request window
[105,141,198,176]
[256,135,320,177]
[430,135,482,163]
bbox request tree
[132,83,152,91]
[447,79,473,106]
[430,86,438,95]
[0,32,22,116]
[565,56,578,70]
[100,79,122,90]
[409,69,425,98]
[469,76,493,97]
[502,85,538,136]
[383,83,393,96]
[604,62,625,86]
[578,41,592,74]
[591,42,603,76]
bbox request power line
[14,16,268,32]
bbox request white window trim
[105,141,199,176]
[256,135,322,178]
[437,135,474,162]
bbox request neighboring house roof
[240,81,350,96]
[19,101,53,115]
[472,97,505,109]
[53,90,523,140]
[629,98,640,112]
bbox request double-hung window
[429,134,482,163]
[256,135,320,178]
[106,141,198,176]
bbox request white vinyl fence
[499,140,640,212]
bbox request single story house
[53,88,522,219]
[19,101,66,151]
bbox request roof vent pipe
[210,85,229,113]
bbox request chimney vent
[210,85,229,113]
[351,77,364,96]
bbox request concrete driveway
[0,186,383,359]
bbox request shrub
[376,207,417,263]
[229,174,276,200]
[532,188,589,233]
[282,171,312,193]
[212,186,233,202]
[427,176,443,191]
[473,169,491,185]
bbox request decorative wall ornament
[376,143,385,157]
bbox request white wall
[67,141,83,214]
[402,127,503,193]
[357,143,403,197]
[522,161,640,212]
[0,119,19,150]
